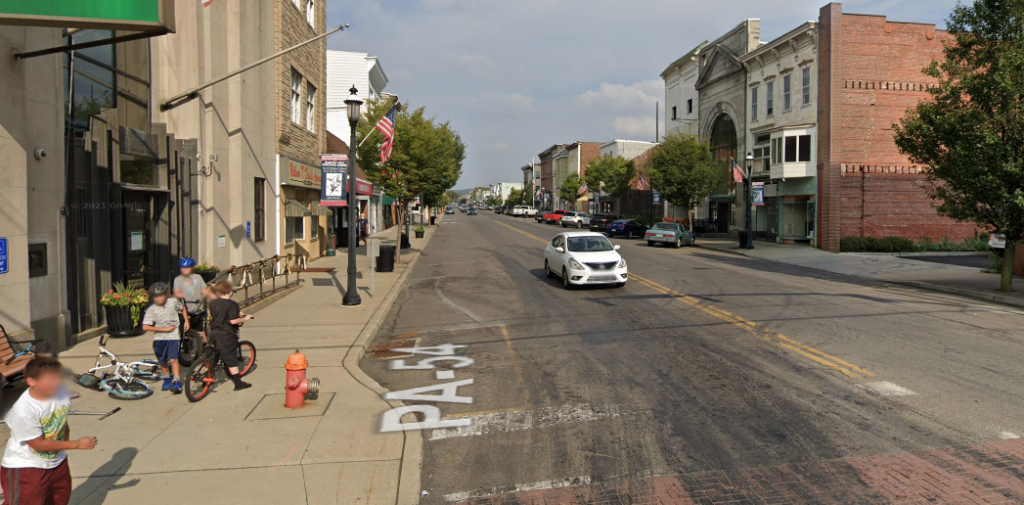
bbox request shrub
[841,236,988,253]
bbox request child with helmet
[141,282,188,394]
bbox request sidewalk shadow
[71,447,139,505]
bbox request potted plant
[194,263,220,283]
[100,282,149,337]
[414,226,425,239]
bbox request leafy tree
[647,133,725,231]
[558,174,584,210]
[893,0,1024,292]
[584,155,636,199]
[357,101,465,261]
[522,181,534,207]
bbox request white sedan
[544,231,628,289]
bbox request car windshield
[566,236,613,252]
[653,223,679,231]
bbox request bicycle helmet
[178,257,197,268]
[148,282,170,297]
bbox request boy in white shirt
[142,282,188,394]
[2,357,97,505]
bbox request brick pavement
[455,439,1024,505]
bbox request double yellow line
[494,220,874,379]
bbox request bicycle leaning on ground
[74,334,162,400]
[183,339,257,402]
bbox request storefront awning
[382,195,395,205]
[284,199,311,217]
[310,201,332,216]
[709,194,736,203]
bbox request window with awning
[284,199,311,217]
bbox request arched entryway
[708,114,737,233]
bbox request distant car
[589,214,622,232]
[467,208,478,215]
[560,211,591,229]
[606,219,648,239]
[535,211,548,223]
[521,206,539,218]
[543,210,567,224]
[495,206,504,214]
[445,207,456,215]
[645,222,695,248]
[510,206,526,217]
[544,231,627,289]
[990,233,1006,255]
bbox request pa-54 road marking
[494,219,874,379]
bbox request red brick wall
[817,3,977,250]
[577,142,603,179]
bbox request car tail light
[645,232,654,237]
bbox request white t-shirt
[143,298,182,341]
[2,388,71,469]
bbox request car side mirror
[614,245,621,251]
[555,247,564,253]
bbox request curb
[889,280,1024,309]
[340,227,438,505]
[694,243,749,258]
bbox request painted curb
[340,227,438,505]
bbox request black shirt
[208,298,241,339]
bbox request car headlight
[569,258,584,270]
[618,258,627,268]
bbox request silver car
[560,211,591,229]
[645,222,696,248]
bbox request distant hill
[452,189,475,195]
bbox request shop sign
[356,180,373,196]
[320,154,347,207]
[281,156,322,189]
[0,0,176,31]
[752,182,765,207]
[0,237,7,274]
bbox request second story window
[306,0,315,27]
[687,99,693,114]
[291,0,300,10]
[306,84,316,132]
[802,67,812,106]
[291,69,302,124]
[766,82,774,116]
[783,75,792,112]
[671,106,677,120]
[750,86,758,120]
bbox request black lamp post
[343,86,363,306]
[743,151,755,250]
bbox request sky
[325,0,959,189]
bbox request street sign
[0,237,7,274]
[652,189,662,206]
[246,221,251,238]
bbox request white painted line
[435,370,456,380]
[444,476,591,502]
[1000,431,1021,440]
[429,404,633,441]
[859,381,917,397]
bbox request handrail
[208,254,308,309]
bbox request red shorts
[1,460,71,505]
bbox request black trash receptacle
[377,245,396,272]
[430,216,436,226]
[401,233,411,249]
[738,231,748,247]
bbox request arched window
[709,114,737,163]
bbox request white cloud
[445,52,495,69]
[580,80,663,109]
[613,116,657,138]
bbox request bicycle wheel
[184,359,215,403]
[178,330,202,367]
[102,379,154,401]
[128,360,162,381]
[237,341,257,377]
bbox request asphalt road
[360,212,1024,505]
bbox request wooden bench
[0,324,43,385]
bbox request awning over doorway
[382,195,395,205]
[284,199,311,217]
[310,201,332,216]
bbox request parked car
[990,233,1006,255]
[544,231,627,289]
[467,208,478,215]
[510,206,525,217]
[543,209,567,224]
[560,211,591,229]
[521,206,539,218]
[645,222,695,248]
[495,206,505,214]
[445,207,456,215]
[589,213,622,232]
[606,219,648,239]
[535,211,548,223]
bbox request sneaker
[169,380,183,394]
[161,378,172,391]
[233,381,252,391]
[155,373,172,381]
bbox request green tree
[893,0,1024,292]
[558,173,584,210]
[522,181,534,207]
[357,101,465,262]
[584,155,636,200]
[646,133,725,231]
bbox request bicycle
[183,339,257,402]
[178,309,206,368]
[74,334,160,400]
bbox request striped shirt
[143,298,181,341]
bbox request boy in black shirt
[207,281,253,390]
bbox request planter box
[414,231,425,239]
[104,305,144,337]
[199,271,219,283]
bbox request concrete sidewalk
[696,237,1024,308]
[0,226,437,505]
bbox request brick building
[275,0,329,263]
[817,2,975,252]
[537,144,564,211]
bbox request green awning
[382,195,395,205]
[310,201,332,216]
[708,194,736,203]
[284,199,311,217]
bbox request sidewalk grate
[245,392,335,421]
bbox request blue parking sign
[0,237,7,274]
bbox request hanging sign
[652,189,662,206]
[752,182,765,207]
[320,154,347,207]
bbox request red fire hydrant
[284,350,320,409]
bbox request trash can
[377,245,396,273]
[430,216,436,226]
[401,233,411,249]
[738,231,748,248]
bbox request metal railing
[209,254,308,308]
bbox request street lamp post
[343,86,363,306]
[744,151,755,250]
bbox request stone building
[662,41,707,137]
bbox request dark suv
[589,214,622,232]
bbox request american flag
[578,183,589,195]
[732,160,745,183]
[375,105,398,163]
[636,176,648,191]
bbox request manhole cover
[245,393,335,421]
